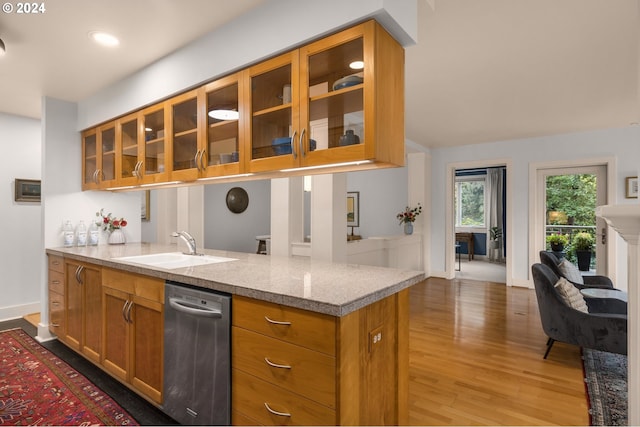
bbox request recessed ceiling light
[89,31,119,47]
[349,60,364,70]
[208,109,239,120]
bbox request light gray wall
[0,112,42,318]
[430,125,640,286]
[77,0,418,130]
[203,180,271,253]
[346,166,409,238]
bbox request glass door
[170,90,201,181]
[141,104,168,183]
[300,25,366,166]
[82,129,98,189]
[247,51,299,173]
[203,73,242,177]
[118,114,141,185]
[99,124,116,187]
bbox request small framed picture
[15,179,41,202]
[347,191,360,228]
[625,176,638,199]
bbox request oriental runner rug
[0,328,138,426]
[583,348,627,426]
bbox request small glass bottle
[88,221,100,246]
[62,220,74,247]
[76,220,88,247]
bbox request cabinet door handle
[264,316,291,326]
[75,265,84,285]
[194,150,202,172]
[299,127,306,158]
[264,357,292,369]
[263,403,291,418]
[199,149,206,171]
[92,170,99,184]
[126,300,134,323]
[290,130,297,160]
[122,300,132,323]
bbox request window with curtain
[455,177,486,227]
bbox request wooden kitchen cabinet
[231,289,409,426]
[47,255,65,337]
[245,20,404,174]
[63,260,102,364]
[116,105,170,187]
[101,268,164,404]
[80,20,404,190]
[82,123,117,190]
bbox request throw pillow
[558,259,584,284]
[554,277,589,313]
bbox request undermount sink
[114,252,237,269]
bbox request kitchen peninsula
[46,243,425,425]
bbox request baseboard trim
[0,302,40,322]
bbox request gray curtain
[486,168,504,263]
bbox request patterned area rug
[0,328,138,426]
[583,348,627,426]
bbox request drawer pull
[264,316,291,326]
[263,402,291,418]
[51,280,60,284]
[264,357,292,370]
[51,301,60,306]
[52,261,60,266]
[50,323,60,327]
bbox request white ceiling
[0,0,638,149]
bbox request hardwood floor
[409,277,589,426]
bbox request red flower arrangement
[397,203,422,225]
[96,208,127,232]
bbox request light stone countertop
[46,243,425,317]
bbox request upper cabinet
[82,124,117,190]
[246,20,404,174]
[81,20,404,190]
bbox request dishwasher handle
[169,297,222,318]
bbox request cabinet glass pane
[101,127,115,181]
[173,98,198,171]
[144,110,165,175]
[121,119,138,179]
[207,83,239,165]
[307,37,364,151]
[251,64,292,160]
[84,134,97,183]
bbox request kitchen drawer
[233,327,336,408]
[48,270,64,294]
[233,296,336,355]
[232,369,336,426]
[48,255,64,273]
[49,290,65,335]
[102,268,164,303]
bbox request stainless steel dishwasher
[163,281,231,425]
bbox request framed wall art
[347,191,360,227]
[15,179,41,202]
[625,176,638,199]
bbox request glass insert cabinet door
[204,73,242,175]
[300,26,365,165]
[142,106,167,179]
[170,90,201,178]
[119,116,139,181]
[82,130,98,188]
[99,124,116,185]
[247,51,298,172]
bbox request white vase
[108,229,126,245]
[404,223,413,235]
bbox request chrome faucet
[171,231,201,255]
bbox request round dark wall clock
[226,187,249,213]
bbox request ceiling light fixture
[349,60,364,70]
[208,109,239,120]
[89,31,120,47]
[0,38,5,56]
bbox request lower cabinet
[63,260,102,364]
[101,268,164,405]
[47,255,65,337]
[231,290,409,426]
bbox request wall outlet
[369,325,383,353]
